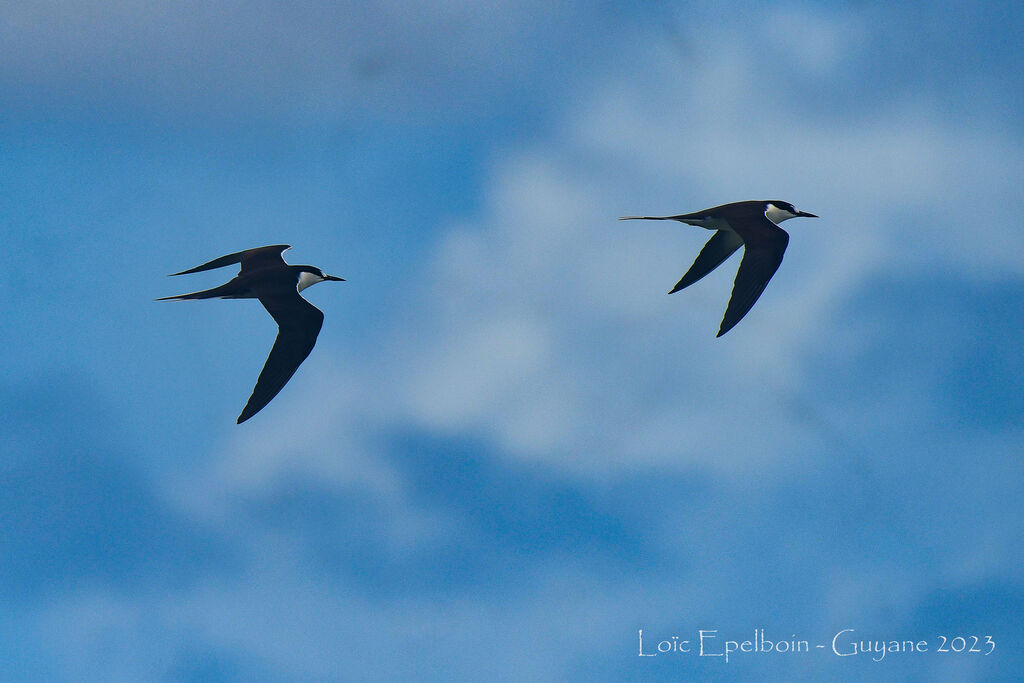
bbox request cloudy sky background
[3,1,1022,679]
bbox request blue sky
[2,1,1022,680]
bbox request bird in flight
[157,244,344,423]
[620,200,817,336]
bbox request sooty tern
[157,244,344,423]
[620,200,817,336]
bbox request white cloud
[174,4,1024,499]
[387,8,1021,475]
[12,5,1024,680]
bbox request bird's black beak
[324,275,345,281]
[798,211,818,218]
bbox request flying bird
[620,200,817,336]
[157,244,344,423]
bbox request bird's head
[764,200,818,224]
[296,266,345,292]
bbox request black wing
[717,220,789,337]
[669,230,744,294]
[170,245,291,276]
[236,285,324,423]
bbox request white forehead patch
[765,203,799,224]
[296,271,325,292]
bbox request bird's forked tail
[155,281,240,301]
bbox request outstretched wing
[170,245,291,276]
[669,230,744,294]
[236,285,324,423]
[717,219,789,337]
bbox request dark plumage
[157,245,344,423]
[621,200,817,336]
